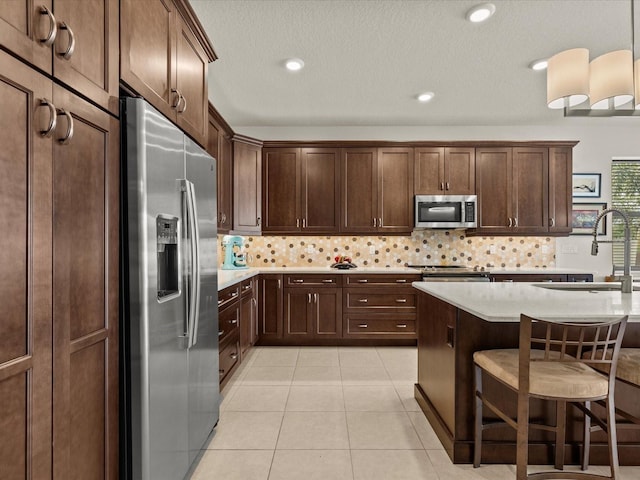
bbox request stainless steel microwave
[415,195,477,229]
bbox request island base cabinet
[415,290,640,465]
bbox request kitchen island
[412,282,640,466]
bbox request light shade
[635,59,640,109]
[547,48,590,109]
[417,92,435,102]
[590,50,634,109]
[466,3,496,23]
[285,58,304,71]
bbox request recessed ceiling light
[417,92,435,103]
[466,3,496,23]
[529,59,548,71]
[285,58,305,71]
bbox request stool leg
[605,398,620,480]
[516,389,530,480]
[582,400,591,471]
[474,363,483,468]
[555,400,566,470]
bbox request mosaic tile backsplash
[217,230,556,269]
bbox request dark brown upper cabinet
[233,136,263,233]
[473,146,572,235]
[262,147,340,234]
[121,0,216,146]
[207,103,233,233]
[341,147,414,234]
[0,0,119,115]
[415,147,475,195]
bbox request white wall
[238,122,640,280]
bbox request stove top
[408,265,488,276]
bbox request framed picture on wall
[572,173,601,198]
[572,202,607,235]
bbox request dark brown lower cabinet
[240,278,259,357]
[283,287,342,341]
[0,50,118,480]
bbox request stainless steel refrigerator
[122,97,219,480]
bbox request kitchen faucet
[591,208,633,293]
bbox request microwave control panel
[464,202,475,222]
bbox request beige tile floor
[191,346,640,480]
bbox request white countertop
[412,282,640,322]
[218,266,422,290]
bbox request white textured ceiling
[191,0,636,128]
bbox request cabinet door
[445,147,475,195]
[240,294,253,356]
[341,148,378,232]
[513,147,549,234]
[234,140,262,233]
[475,148,513,232]
[378,147,414,233]
[301,148,340,233]
[175,14,208,146]
[51,86,118,480]
[258,275,283,340]
[0,50,53,480]
[549,147,573,234]
[121,0,177,121]
[219,133,233,232]
[52,0,119,115]
[0,0,53,73]
[415,147,445,194]
[313,289,342,338]
[262,148,300,232]
[283,289,314,340]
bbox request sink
[534,283,640,292]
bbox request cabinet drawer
[240,278,255,296]
[490,274,567,283]
[345,291,416,310]
[219,334,240,382]
[218,302,240,345]
[346,317,416,335]
[284,274,342,287]
[218,284,240,309]
[344,274,421,286]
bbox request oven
[409,265,490,282]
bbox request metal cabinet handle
[358,324,368,328]
[39,99,57,137]
[314,293,318,303]
[503,279,514,283]
[221,213,227,224]
[39,6,57,46]
[549,217,555,227]
[514,217,518,227]
[302,218,306,228]
[230,352,238,360]
[56,108,73,144]
[508,217,513,227]
[445,182,450,190]
[358,298,368,303]
[395,279,406,283]
[373,218,377,227]
[293,279,304,283]
[440,182,444,191]
[357,279,368,283]
[322,279,333,283]
[171,89,182,109]
[307,293,312,303]
[396,324,407,328]
[378,217,383,227]
[218,330,224,337]
[395,298,407,303]
[277,279,281,289]
[231,292,238,297]
[296,218,300,228]
[228,319,238,325]
[178,93,187,113]
[57,22,75,59]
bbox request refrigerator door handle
[183,179,201,349]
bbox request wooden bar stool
[473,314,628,480]
[582,348,640,470]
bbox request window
[611,159,640,269]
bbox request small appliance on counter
[331,255,357,269]
[222,235,249,270]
